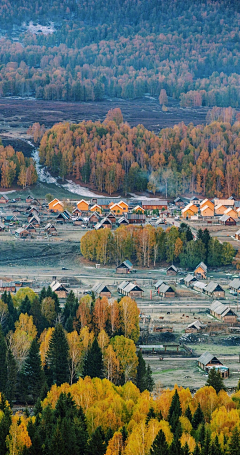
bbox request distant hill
[0,0,239,106]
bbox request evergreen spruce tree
[30,297,46,334]
[193,444,201,455]
[150,429,169,455]
[146,406,156,424]
[145,364,154,392]
[206,368,226,393]
[121,426,128,444]
[39,286,47,303]
[22,339,45,403]
[198,423,205,447]
[83,338,104,379]
[168,389,182,432]
[0,395,12,455]
[201,430,211,455]
[228,427,240,455]
[63,291,78,330]
[185,405,192,423]
[86,426,106,455]
[182,442,190,455]
[19,295,31,315]
[0,327,7,394]
[45,324,69,386]
[6,349,17,405]
[192,403,204,429]
[136,349,147,392]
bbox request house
[117,216,129,226]
[214,199,235,207]
[132,205,145,214]
[92,282,112,298]
[158,283,176,298]
[210,301,238,323]
[116,260,133,274]
[106,212,117,224]
[0,280,16,292]
[224,207,238,219]
[182,203,198,218]
[185,320,204,333]
[184,274,197,287]
[127,213,146,224]
[26,195,35,203]
[77,200,89,211]
[200,199,214,210]
[50,281,68,298]
[15,228,29,238]
[72,207,82,216]
[44,223,57,235]
[28,214,41,226]
[215,204,227,216]
[73,217,85,226]
[174,197,184,207]
[88,212,101,225]
[25,223,37,233]
[117,281,144,298]
[110,203,126,215]
[142,199,168,211]
[235,229,240,240]
[167,265,178,276]
[194,262,207,279]
[204,282,225,299]
[2,214,18,224]
[90,204,102,214]
[55,212,69,223]
[95,217,112,230]
[198,352,229,378]
[229,278,240,293]
[118,201,129,212]
[190,196,202,206]
[49,199,64,212]
[154,280,166,291]
[0,194,9,204]
[219,215,236,226]
[192,281,207,293]
[63,210,71,220]
[200,205,214,217]
[27,206,39,216]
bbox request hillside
[0,0,239,106]
[39,109,240,197]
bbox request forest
[39,109,240,197]
[0,143,37,188]
[0,1,238,106]
[1,284,240,454]
[80,224,235,268]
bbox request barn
[198,352,229,378]
[219,215,236,226]
[158,283,175,298]
[116,260,133,274]
[92,282,112,298]
[117,281,143,298]
[204,282,225,299]
[167,265,178,276]
[50,281,68,298]
[210,301,237,323]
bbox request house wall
[222,315,237,323]
[0,197,7,204]
[55,290,68,298]
[215,206,227,215]
[194,267,206,278]
[116,267,130,274]
[142,204,167,210]
[182,209,194,218]
[211,290,225,299]
[77,201,89,211]
[119,202,129,212]
[99,291,111,298]
[201,207,214,217]
[129,290,143,298]
[110,206,125,215]
[167,270,177,276]
[52,203,64,212]
[162,291,176,298]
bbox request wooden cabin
[219,215,236,226]
[182,203,198,218]
[200,199,214,210]
[142,199,168,211]
[88,212,101,225]
[184,274,197,287]
[210,301,237,323]
[26,224,37,233]
[26,195,35,203]
[127,214,146,224]
[95,217,112,230]
[72,207,82,216]
[92,283,112,298]
[117,281,143,298]
[44,223,57,235]
[200,205,214,217]
[56,212,69,223]
[28,215,41,227]
[158,283,175,298]
[185,320,204,333]
[77,200,89,211]
[198,352,229,378]
[50,281,68,298]
[15,228,29,238]
[194,262,207,279]
[235,229,240,241]
[167,265,178,276]
[118,200,129,212]
[117,216,129,226]
[132,205,144,214]
[51,200,64,212]
[229,278,240,293]
[90,204,102,214]
[0,280,16,292]
[224,207,238,219]
[110,203,126,215]
[215,204,227,216]
[0,194,9,204]
[116,260,133,274]
[204,282,225,299]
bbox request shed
[204,282,225,299]
[116,260,133,274]
[44,223,57,235]
[229,278,240,293]
[185,320,204,333]
[50,281,68,298]
[15,228,29,238]
[219,214,236,226]
[210,301,237,323]
[92,282,111,298]
[194,262,207,279]
[198,352,229,378]
[193,281,207,293]
[184,274,197,287]
[154,279,166,291]
[158,283,175,298]
[0,194,9,204]
[167,265,178,276]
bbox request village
[1,192,240,391]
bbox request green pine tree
[192,403,204,429]
[19,296,31,315]
[136,350,147,392]
[22,339,45,403]
[86,426,106,455]
[201,430,211,455]
[182,442,190,455]
[0,394,12,455]
[145,364,154,392]
[6,349,17,405]
[83,338,104,379]
[193,444,201,455]
[45,324,69,386]
[0,327,7,394]
[206,368,226,393]
[228,427,240,455]
[150,429,169,455]
[146,407,156,424]
[185,405,192,423]
[168,390,182,431]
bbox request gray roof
[187,320,203,330]
[0,280,15,288]
[193,281,207,290]
[123,282,143,293]
[29,214,40,224]
[127,214,146,220]
[50,281,67,292]
[194,262,207,273]
[158,283,175,293]
[205,282,224,293]
[219,214,235,222]
[142,199,167,206]
[0,194,9,200]
[235,201,240,208]
[92,282,111,294]
[210,300,228,315]
[123,260,133,269]
[15,228,28,234]
[167,265,178,272]
[117,216,129,224]
[198,352,216,365]
[154,279,165,289]
[185,274,196,283]
[235,229,240,235]
[44,223,57,230]
[230,278,240,290]
[117,281,130,291]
